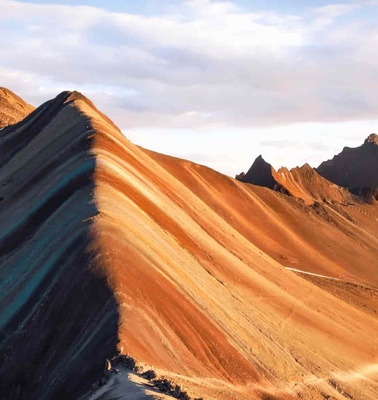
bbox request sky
[1,0,378,176]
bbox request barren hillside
[0,87,34,128]
[1,90,377,400]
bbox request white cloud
[1,0,377,174]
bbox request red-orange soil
[1,90,377,400]
[0,87,34,128]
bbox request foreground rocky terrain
[1,89,377,400]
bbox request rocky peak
[317,134,378,188]
[365,133,378,145]
[0,87,35,128]
[236,155,277,189]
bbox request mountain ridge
[0,91,119,400]
[1,89,378,400]
[0,87,35,129]
[236,156,365,205]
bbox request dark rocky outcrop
[235,155,276,189]
[316,134,378,188]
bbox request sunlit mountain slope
[1,90,377,400]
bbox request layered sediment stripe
[90,101,378,400]
[0,160,94,256]
[0,91,96,168]
[1,89,378,400]
[0,93,120,400]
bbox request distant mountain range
[316,133,378,188]
[236,134,378,204]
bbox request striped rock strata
[1,91,378,400]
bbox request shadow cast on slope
[0,97,120,400]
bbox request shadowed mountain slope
[236,155,277,189]
[0,92,119,400]
[317,134,378,188]
[1,90,378,400]
[0,87,34,128]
